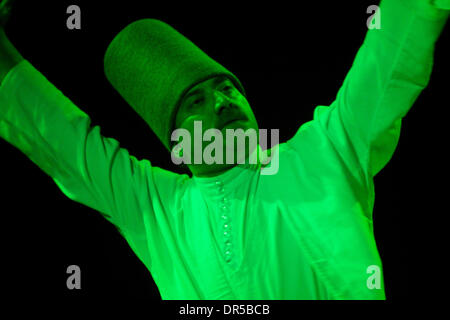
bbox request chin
[221,120,254,132]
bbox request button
[224,250,232,262]
[224,240,232,247]
[223,224,230,229]
[221,215,229,221]
[223,231,231,238]
[221,205,227,211]
[221,197,228,203]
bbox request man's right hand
[0,0,14,28]
[0,0,23,85]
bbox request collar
[192,145,269,197]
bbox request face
[174,76,258,177]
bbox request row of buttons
[216,180,232,263]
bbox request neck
[190,163,237,178]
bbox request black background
[0,0,448,306]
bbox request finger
[0,1,12,26]
[0,2,11,13]
[0,0,13,11]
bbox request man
[0,0,448,299]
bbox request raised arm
[315,0,448,178]
[0,4,184,242]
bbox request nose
[213,90,232,114]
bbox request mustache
[217,105,248,129]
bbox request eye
[191,97,204,106]
[221,85,234,94]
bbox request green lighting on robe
[0,0,448,299]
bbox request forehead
[187,75,231,93]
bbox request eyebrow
[181,76,230,104]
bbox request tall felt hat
[104,19,246,150]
